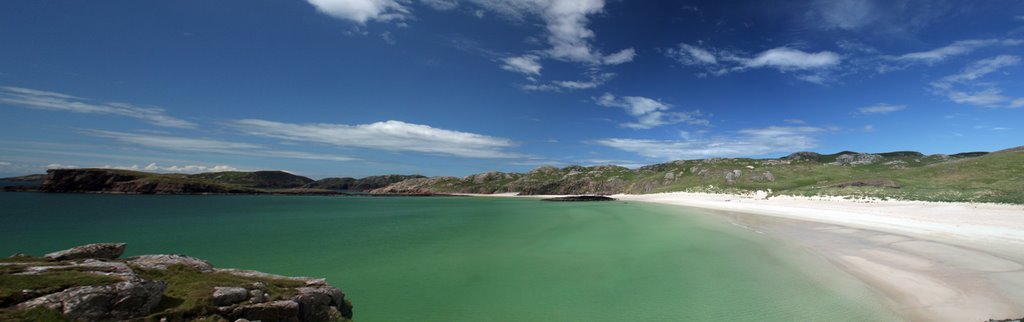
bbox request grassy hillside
[374,147,1024,204]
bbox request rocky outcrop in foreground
[0,243,353,322]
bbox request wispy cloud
[501,54,543,75]
[895,39,1020,64]
[229,119,522,158]
[481,0,634,90]
[930,55,1022,108]
[0,86,195,128]
[857,103,906,114]
[594,125,825,160]
[305,0,410,24]
[522,72,615,92]
[85,130,357,161]
[742,48,840,70]
[665,44,839,82]
[594,93,709,129]
[665,43,718,66]
[48,162,241,174]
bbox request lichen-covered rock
[725,170,742,184]
[127,254,214,272]
[4,243,354,322]
[229,300,301,322]
[17,277,165,321]
[833,153,882,166]
[213,287,250,306]
[44,242,126,260]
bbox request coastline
[463,192,1024,321]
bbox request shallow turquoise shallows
[0,193,900,321]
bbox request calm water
[0,193,900,321]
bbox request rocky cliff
[0,243,353,322]
[40,169,261,194]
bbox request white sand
[462,192,1024,321]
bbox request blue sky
[1,0,1022,178]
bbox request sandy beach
[462,192,1024,321]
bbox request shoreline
[462,191,1024,321]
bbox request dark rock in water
[44,242,126,260]
[829,179,901,189]
[541,195,617,202]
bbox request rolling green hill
[372,147,1024,204]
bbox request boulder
[833,153,882,166]
[127,254,214,272]
[18,277,165,321]
[44,243,126,260]
[229,300,301,322]
[725,170,742,184]
[213,287,250,306]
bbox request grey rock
[833,153,882,166]
[249,289,266,304]
[127,254,214,272]
[750,171,775,182]
[785,152,822,161]
[18,277,165,321]
[725,170,742,184]
[213,287,250,306]
[44,243,126,260]
[230,300,301,322]
[21,259,133,276]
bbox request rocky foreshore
[0,243,353,321]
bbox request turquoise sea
[0,193,900,321]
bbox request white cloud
[930,55,1021,108]
[1011,98,1024,108]
[666,44,839,81]
[602,48,636,65]
[863,124,875,132]
[896,39,1002,64]
[742,47,840,70]
[85,130,356,162]
[42,162,242,174]
[229,119,522,158]
[857,103,906,114]
[666,43,718,66]
[481,0,635,85]
[501,54,543,75]
[595,93,709,129]
[808,0,876,30]
[594,126,825,160]
[306,0,410,24]
[522,72,614,91]
[783,118,806,124]
[421,0,459,10]
[0,86,195,128]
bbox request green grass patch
[135,265,305,320]
[0,271,120,305]
[0,307,67,322]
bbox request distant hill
[189,171,314,189]
[303,174,426,191]
[371,147,1024,204]
[8,147,1022,203]
[0,174,45,182]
